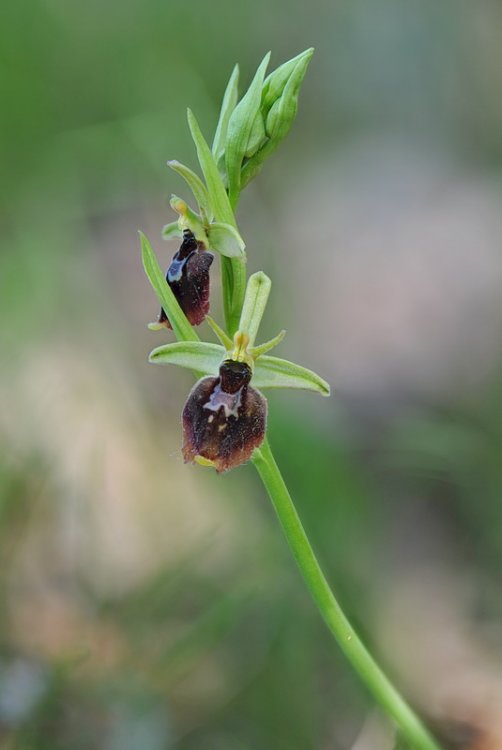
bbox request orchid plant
[140,50,443,750]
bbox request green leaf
[207,222,246,258]
[212,64,239,164]
[253,355,330,396]
[167,160,212,219]
[149,341,224,375]
[186,109,236,227]
[139,231,199,343]
[225,51,270,206]
[162,221,182,241]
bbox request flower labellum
[182,359,267,472]
[158,229,214,328]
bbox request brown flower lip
[158,229,214,328]
[182,359,267,473]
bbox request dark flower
[182,359,267,472]
[159,229,214,328]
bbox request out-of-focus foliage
[3,0,502,747]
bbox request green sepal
[167,160,213,220]
[212,64,239,166]
[139,231,199,343]
[162,221,183,241]
[149,341,224,375]
[207,222,246,258]
[225,52,270,206]
[237,271,272,348]
[149,337,330,397]
[253,355,330,396]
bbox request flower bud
[158,229,214,328]
[182,359,267,472]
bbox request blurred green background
[3,1,502,747]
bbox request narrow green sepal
[207,222,246,258]
[149,341,224,375]
[225,52,271,205]
[253,355,330,396]
[162,221,183,241]
[139,231,199,343]
[206,315,233,349]
[167,160,213,220]
[251,329,286,358]
[212,64,239,165]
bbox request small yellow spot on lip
[218,424,226,432]
[195,455,216,468]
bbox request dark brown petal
[182,368,267,473]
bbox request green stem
[220,190,247,337]
[221,256,246,337]
[252,436,443,750]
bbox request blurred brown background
[2,1,502,748]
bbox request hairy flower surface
[159,229,213,328]
[182,359,267,472]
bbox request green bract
[212,64,239,170]
[224,52,271,206]
[140,232,199,344]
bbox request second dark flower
[159,229,214,328]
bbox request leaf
[207,222,246,258]
[253,355,330,396]
[186,109,236,227]
[162,221,182,240]
[139,231,199,343]
[149,341,224,375]
[225,52,270,206]
[212,64,239,163]
[167,160,212,219]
